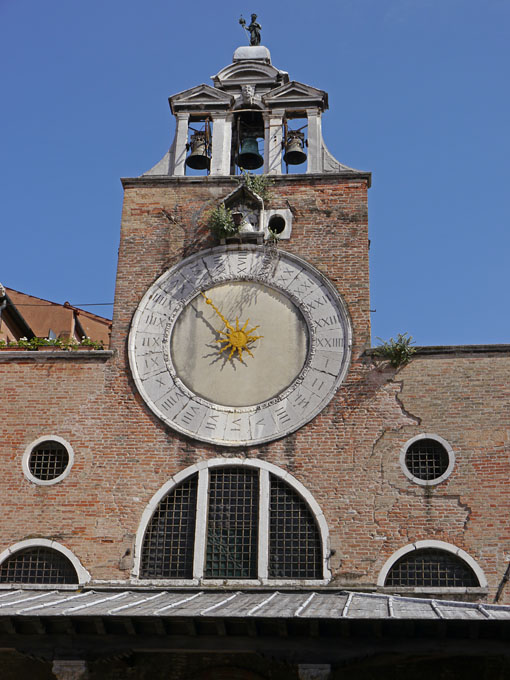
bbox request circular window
[400,434,454,486]
[22,436,74,485]
[268,214,286,234]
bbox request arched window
[0,547,78,585]
[137,459,329,583]
[0,539,90,586]
[378,541,486,589]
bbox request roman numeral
[160,392,184,412]
[315,315,339,328]
[141,335,161,347]
[275,406,291,425]
[316,336,342,348]
[180,405,200,425]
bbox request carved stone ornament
[52,660,88,680]
[128,245,351,446]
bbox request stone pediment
[212,61,288,89]
[263,81,328,110]
[222,183,263,209]
[170,84,234,113]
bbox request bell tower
[145,44,363,178]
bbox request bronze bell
[283,131,307,166]
[185,131,210,170]
[237,137,263,170]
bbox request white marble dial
[128,245,351,446]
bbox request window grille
[405,438,449,481]
[138,463,325,581]
[205,467,258,579]
[385,549,479,588]
[268,474,322,579]
[0,547,78,584]
[29,440,69,481]
[140,474,198,579]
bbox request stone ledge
[366,344,510,358]
[0,350,114,362]
[121,172,372,188]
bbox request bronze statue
[239,14,262,46]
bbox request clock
[128,244,351,446]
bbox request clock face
[128,245,351,446]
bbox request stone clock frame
[128,244,352,446]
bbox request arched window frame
[133,458,331,586]
[0,539,90,587]
[377,540,487,590]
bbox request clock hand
[201,291,263,361]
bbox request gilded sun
[201,292,263,361]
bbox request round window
[22,436,74,485]
[400,434,454,486]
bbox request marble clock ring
[128,244,352,446]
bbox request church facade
[1,41,510,680]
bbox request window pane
[385,549,479,587]
[140,474,198,579]
[29,440,69,480]
[205,468,258,579]
[268,475,321,579]
[405,439,449,481]
[0,548,77,584]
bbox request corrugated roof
[0,589,509,621]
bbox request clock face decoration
[128,245,351,446]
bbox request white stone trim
[133,458,331,583]
[377,539,487,588]
[400,433,455,486]
[22,435,74,486]
[0,539,91,586]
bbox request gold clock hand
[200,291,234,331]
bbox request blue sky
[1,0,508,346]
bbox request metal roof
[1,589,509,621]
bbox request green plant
[374,332,416,367]
[78,337,104,349]
[208,204,238,239]
[239,171,273,203]
[0,336,104,350]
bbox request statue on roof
[239,14,262,46]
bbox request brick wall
[1,175,509,603]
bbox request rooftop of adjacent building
[0,286,112,348]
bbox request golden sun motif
[201,291,263,361]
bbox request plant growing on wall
[0,336,104,350]
[208,204,238,239]
[374,332,416,367]
[239,171,273,203]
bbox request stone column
[210,112,232,176]
[172,112,190,176]
[52,659,88,680]
[264,110,284,175]
[298,664,331,680]
[305,108,322,174]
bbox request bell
[283,132,307,166]
[185,132,210,170]
[237,137,263,170]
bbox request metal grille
[205,467,258,579]
[385,549,479,587]
[0,548,77,584]
[140,474,198,579]
[29,440,69,481]
[405,438,449,480]
[268,475,322,579]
